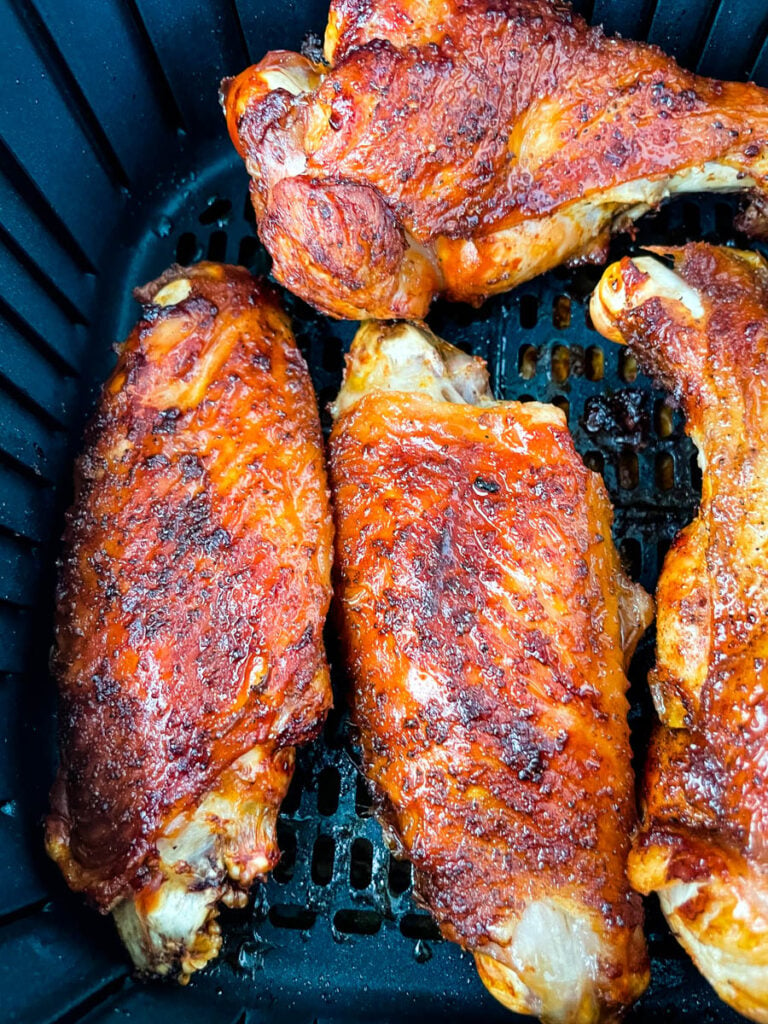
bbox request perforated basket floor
[10,158,752,1024]
[4,1,768,1022]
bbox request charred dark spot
[92,673,120,703]
[582,389,650,447]
[473,476,499,494]
[202,527,231,553]
[288,625,314,651]
[144,609,169,639]
[179,454,204,480]
[156,491,227,561]
[168,737,186,758]
[154,407,182,434]
[300,30,323,63]
[523,628,553,666]
[489,719,566,783]
[424,717,450,745]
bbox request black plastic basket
[2,1,768,1021]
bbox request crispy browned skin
[46,264,332,975]
[591,245,768,1023]
[329,322,652,1022]
[223,0,768,320]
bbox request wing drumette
[591,244,768,1023]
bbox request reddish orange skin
[46,264,333,908]
[329,392,648,1005]
[608,246,768,875]
[224,0,768,319]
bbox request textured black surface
[1,1,768,1021]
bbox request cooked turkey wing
[329,320,652,1023]
[591,243,768,1024]
[46,263,333,978]
[223,0,768,319]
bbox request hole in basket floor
[317,766,341,816]
[388,856,412,896]
[617,449,639,490]
[333,909,382,935]
[519,294,538,328]
[273,822,296,884]
[311,834,335,886]
[518,343,538,380]
[175,231,202,264]
[550,344,570,383]
[198,196,232,226]
[281,769,303,816]
[349,837,373,890]
[655,451,675,492]
[269,904,317,930]
[399,913,442,941]
[585,344,604,381]
[93,169,729,1018]
[619,538,642,580]
[552,294,571,330]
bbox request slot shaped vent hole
[317,766,341,816]
[518,344,538,380]
[175,232,201,264]
[584,450,604,474]
[551,345,570,383]
[682,201,701,238]
[552,295,571,329]
[323,338,345,374]
[519,295,538,328]
[569,344,584,377]
[619,350,638,383]
[716,202,734,239]
[586,345,604,381]
[243,194,257,227]
[399,913,442,941]
[269,904,316,930]
[311,835,335,887]
[655,452,675,492]
[273,822,296,883]
[619,538,642,580]
[281,771,303,816]
[238,236,260,268]
[350,837,373,890]
[518,393,535,403]
[355,775,375,817]
[552,395,570,420]
[198,196,232,226]
[654,207,671,234]
[388,856,412,895]
[617,450,639,490]
[207,231,227,261]
[333,909,382,935]
[655,400,675,438]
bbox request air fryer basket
[2,1,768,1021]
